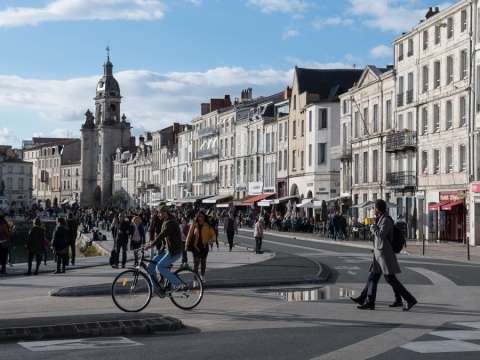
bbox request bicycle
[111,247,204,312]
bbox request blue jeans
[148,251,181,286]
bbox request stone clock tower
[81,53,133,206]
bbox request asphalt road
[4,229,480,360]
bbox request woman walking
[51,217,69,274]
[185,211,216,283]
[26,218,45,275]
[130,216,146,266]
[254,217,265,254]
[224,212,236,252]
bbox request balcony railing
[196,174,217,183]
[198,127,218,137]
[196,148,218,159]
[397,93,404,107]
[386,171,416,188]
[385,130,417,153]
[406,89,413,104]
[331,145,352,160]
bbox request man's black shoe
[350,296,365,305]
[403,299,417,312]
[389,300,403,308]
[357,303,375,310]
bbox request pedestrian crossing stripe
[401,323,480,354]
[18,337,142,352]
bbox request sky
[0,0,451,147]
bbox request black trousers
[56,253,68,272]
[193,255,207,277]
[227,231,235,251]
[27,252,42,274]
[115,240,128,266]
[255,237,262,253]
[68,241,76,265]
[359,272,416,304]
[0,246,8,273]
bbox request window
[292,120,296,138]
[398,76,404,106]
[386,100,392,129]
[446,100,453,129]
[279,151,282,171]
[231,136,234,155]
[354,154,359,185]
[308,111,312,132]
[293,95,296,110]
[460,49,468,80]
[407,38,413,56]
[319,109,328,129]
[407,72,414,104]
[265,134,270,153]
[300,151,304,170]
[256,129,261,151]
[434,61,441,88]
[422,65,429,93]
[372,150,378,182]
[461,9,467,32]
[398,114,404,130]
[446,55,454,84]
[225,138,228,157]
[421,151,428,175]
[279,123,283,141]
[308,144,312,166]
[398,42,404,61]
[433,149,440,174]
[421,107,428,135]
[363,152,368,183]
[446,146,453,173]
[317,143,326,165]
[18,178,24,191]
[435,25,441,44]
[373,104,378,133]
[447,17,454,39]
[460,96,467,127]
[459,144,466,172]
[363,108,369,135]
[284,149,287,170]
[292,150,296,170]
[256,156,261,181]
[433,104,440,132]
[284,123,288,141]
[354,112,359,138]
[423,30,429,50]
[343,100,348,114]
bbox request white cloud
[0,66,292,140]
[0,0,165,27]
[247,0,309,14]
[282,28,300,39]
[349,0,452,32]
[0,128,18,145]
[370,44,392,59]
[285,56,358,69]
[312,16,353,29]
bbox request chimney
[224,94,232,106]
[201,103,210,115]
[284,86,292,99]
[139,136,145,144]
[240,88,253,102]
[435,6,439,13]
[425,6,434,19]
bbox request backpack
[391,221,406,254]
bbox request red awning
[441,200,464,211]
[242,193,274,206]
[428,201,450,211]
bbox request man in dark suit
[350,199,417,311]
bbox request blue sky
[0,0,448,146]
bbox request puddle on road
[260,286,358,302]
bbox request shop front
[428,191,466,243]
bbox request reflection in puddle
[277,286,357,302]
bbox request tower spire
[106,45,110,62]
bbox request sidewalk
[237,227,480,263]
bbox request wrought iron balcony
[196,174,217,183]
[385,130,417,153]
[331,145,352,160]
[197,127,218,137]
[196,148,218,159]
[386,171,416,188]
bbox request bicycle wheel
[169,268,204,310]
[112,270,152,312]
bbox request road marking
[18,337,142,352]
[407,267,457,287]
[401,340,480,353]
[334,266,360,271]
[430,330,480,340]
[455,322,480,329]
[235,234,328,254]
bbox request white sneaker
[200,275,206,283]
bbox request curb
[0,315,183,343]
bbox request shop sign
[248,182,263,195]
[440,190,466,201]
[264,187,275,193]
[472,183,480,193]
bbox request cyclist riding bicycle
[145,206,184,293]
